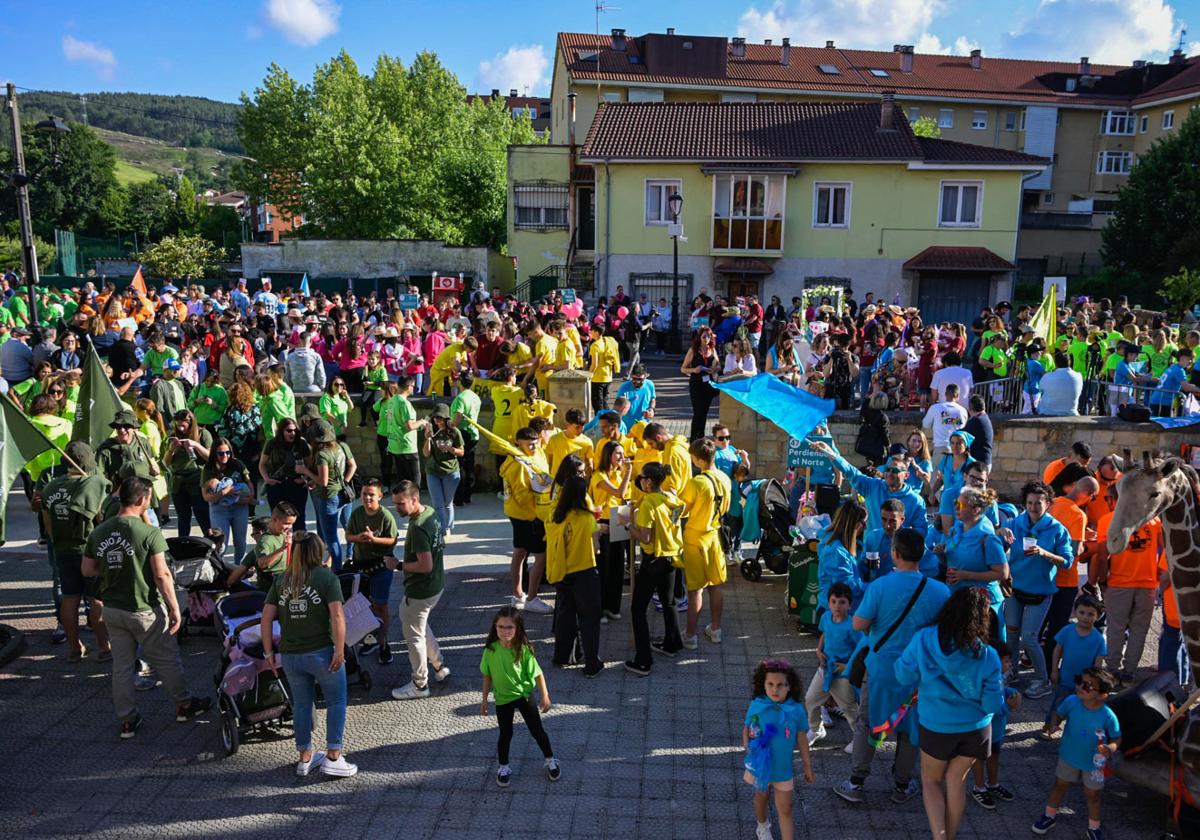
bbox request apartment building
[525,28,1198,285]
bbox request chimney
[509,88,518,97]
[731,37,746,57]
[1079,56,1090,75]
[826,40,835,49]
[781,38,791,66]
[611,28,627,51]
[970,49,982,70]
[666,27,674,36]
[491,88,500,98]
[764,39,772,46]
[1171,48,1185,64]
[568,91,577,148]
[895,44,914,73]
[879,91,896,131]
[1132,59,1146,69]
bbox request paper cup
[1023,537,1038,551]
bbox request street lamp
[667,191,683,354]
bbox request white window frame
[720,92,757,103]
[1140,114,1149,133]
[601,91,621,102]
[1101,110,1136,135]
[710,173,787,252]
[971,110,988,130]
[1044,193,1055,206]
[937,180,983,228]
[1020,109,1027,131]
[1095,151,1133,175]
[644,179,682,226]
[907,106,920,123]
[628,87,664,103]
[1163,110,1175,130]
[938,109,954,129]
[812,182,851,229]
[1004,111,1017,131]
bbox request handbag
[1117,403,1152,423]
[1012,588,1047,606]
[848,576,927,688]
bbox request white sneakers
[756,821,774,840]
[511,594,527,609]
[391,681,430,700]
[433,665,451,683]
[296,751,325,776]
[807,726,827,746]
[524,597,553,614]
[703,625,722,644]
[321,755,358,777]
[681,634,699,650]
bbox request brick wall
[719,392,1196,499]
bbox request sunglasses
[716,435,730,441]
[283,427,297,434]
[1075,678,1099,692]
[884,467,906,474]
[49,389,64,395]
[215,451,232,457]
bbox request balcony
[1020,211,1101,230]
[711,216,784,252]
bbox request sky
[5,0,1200,104]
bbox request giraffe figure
[1107,450,1200,773]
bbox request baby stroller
[170,535,233,638]
[740,479,794,582]
[336,572,381,692]
[213,590,293,756]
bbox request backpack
[827,350,852,389]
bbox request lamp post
[5,82,71,339]
[667,191,683,354]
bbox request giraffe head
[1106,451,1198,555]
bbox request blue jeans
[281,647,347,752]
[1004,594,1053,682]
[1158,624,1188,684]
[426,470,460,533]
[209,502,249,565]
[314,495,343,572]
[857,368,873,404]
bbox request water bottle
[1090,729,1107,783]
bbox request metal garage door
[916,276,991,326]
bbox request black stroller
[740,479,794,581]
[170,535,235,638]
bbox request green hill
[94,127,238,188]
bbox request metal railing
[966,374,1189,418]
[968,375,1025,415]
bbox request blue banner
[1152,415,1200,429]
[713,373,835,443]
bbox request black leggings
[597,534,628,615]
[688,378,718,442]
[497,696,553,765]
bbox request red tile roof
[1132,57,1200,105]
[904,246,1017,272]
[580,102,1048,165]
[559,32,1193,108]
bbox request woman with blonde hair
[817,499,867,610]
[255,367,296,440]
[934,484,1008,642]
[219,334,252,389]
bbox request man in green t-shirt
[386,480,448,700]
[82,476,211,738]
[227,502,299,592]
[345,479,399,664]
[387,374,422,500]
[450,370,482,506]
[37,441,112,662]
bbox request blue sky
[5,0,1200,103]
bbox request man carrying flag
[74,338,127,446]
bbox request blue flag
[299,272,310,296]
[1152,414,1200,429]
[712,373,834,441]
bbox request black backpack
[828,350,852,389]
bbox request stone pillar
[548,369,592,421]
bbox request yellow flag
[1029,287,1056,351]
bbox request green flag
[0,395,55,544]
[73,339,125,446]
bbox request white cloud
[1002,0,1177,63]
[915,33,980,55]
[739,0,942,50]
[477,45,550,95]
[264,0,340,47]
[1189,40,1200,55]
[61,35,116,79]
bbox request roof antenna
[1179,28,1188,53]
[595,2,622,100]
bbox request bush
[0,236,57,274]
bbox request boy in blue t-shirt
[971,645,1021,808]
[1042,594,1107,734]
[803,582,862,745]
[1033,668,1121,839]
[1149,347,1192,416]
[1022,343,1047,414]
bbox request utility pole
[5,82,40,336]
[80,93,88,125]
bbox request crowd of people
[0,268,1188,839]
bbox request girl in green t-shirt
[359,350,388,427]
[319,377,352,439]
[480,607,557,787]
[188,368,229,430]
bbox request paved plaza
[0,485,1170,840]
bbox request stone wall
[719,392,1197,499]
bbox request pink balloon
[616,306,629,320]
[562,301,582,320]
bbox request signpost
[561,288,577,304]
[788,433,834,486]
[399,293,420,310]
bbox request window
[1044,193,1055,206]
[712,174,786,251]
[628,88,664,103]
[869,68,889,77]
[908,106,920,122]
[644,180,682,225]
[720,92,757,103]
[817,64,840,75]
[512,107,538,119]
[938,181,983,227]
[601,91,621,102]
[1096,151,1133,175]
[813,182,851,228]
[1163,110,1175,130]
[938,109,954,129]
[971,110,987,130]
[1140,114,1149,133]
[513,181,569,230]
[1004,111,1017,131]
[1101,110,1136,135]
[1020,110,1027,131]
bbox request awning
[714,257,775,275]
[903,246,1016,272]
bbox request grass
[95,126,235,188]
[114,159,157,185]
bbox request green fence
[53,229,140,277]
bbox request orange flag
[130,266,148,297]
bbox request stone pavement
[0,492,1170,840]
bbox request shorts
[918,724,992,761]
[681,532,727,591]
[55,551,96,598]
[743,770,793,791]
[510,517,546,554]
[1056,757,1105,790]
[366,566,395,606]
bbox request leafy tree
[95,186,130,235]
[124,180,176,239]
[0,123,117,236]
[138,233,221,279]
[0,236,56,274]
[1160,267,1200,318]
[197,205,243,256]
[911,116,941,138]
[1102,108,1200,284]
[171,175,199,232]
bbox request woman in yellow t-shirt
[590,441,633,622]
[545,473,602,676]
[513,381,556,436]
[625,462,685,673]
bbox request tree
[911,116,941,138]
[196,205,243,256]
[1160,267,1200,318]
[124,180,176,239]
[171,175,199,232]
[138,233,221,280]
[1102,108,1200,284]
[0,236,56,274]
[0,123,117,236]
[95,186,130,235]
